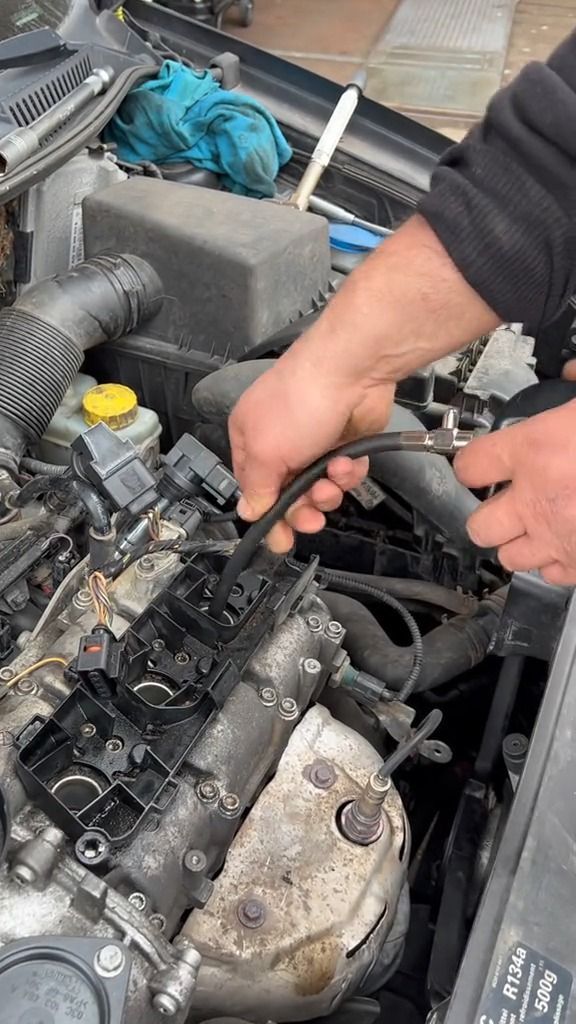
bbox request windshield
[0,0,71,40]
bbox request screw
[175,651,190,665]
[153,993,178,1017]
[184,849,207,873]
[309,761,337,790]
[196,780,219,803]
[152,638,165,652]
[0,731,14,747]
[325,620,343,640]
[218,792,240,817]
[80,723,96,738]
[259,687,277,707]
[128,892,147,912]
[307,614,323,633]
[0,668,14,683]
[278,697,298,721]
[237,898,266,929]
[106,737,124,753]
[150,913,166,933]
[15,679,37,696]
[94,944,125,977]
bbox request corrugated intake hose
[0,253,163,471]
[191,360,480,546]
[324,589,506,694]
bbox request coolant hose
[192,361,479,546]
[0,253,163,470]
[324,590,506,693]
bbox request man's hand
[455,401,576,584]
[229,345,395,552]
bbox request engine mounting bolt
[94,944,125,977]
[237,897,266,929]
[152,638,166,652]
[175,651,190,665]
[15,678,38,696]
[259,686,277,707]
[106,737,124,753]
[196,780,219,803]
[0,668,14,682]
[309,761,337,790]
[128,891,148,912]
[184,849,207,873]
[307,614,323,633]
[278,697,299,721]
[152,993,178,1017]
[325,620,343,640]
[80,723,96,738]
[218,792,241,817]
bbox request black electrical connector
[160,434,239,507]
[72,423,159,517]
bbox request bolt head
[307,614,323,633]
[184,849,207,873]
[309,761,337,790]
[278,697,298,720]
[128,891,148,912]
[106,737,124,753]
[303,657,321,674]
[237,897,266,929]
[150,913,166,933]
[326,619,343,639]
[175,651,190,665]
[139,555,155,572]
[196,780,219,802]
[0,668,14,682]
[152,638,165,652]
[218,792,240,817]
[15,678,37,696]
[80,723,96,738]
[94,944,125,977]
[259,686,277,707]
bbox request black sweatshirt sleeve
[418,31,576,330]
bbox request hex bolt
[325,620,343,640]
[106,737,124,753]
[15,678,37,696]
[259,686,277,707]
[218,792,241,817]
[138,554,156,572]
[278,697,299,721]
[309,761,337,790]
[80,723,96,738]
[307,614,323,633]
[94,944,125,977]
[237,898,266,929]
[152,638,166,652]
[196,780,219,803]
[153,993,179,1017]
[128,891,148,912]
[184,849,207,873]
[175,651,190,665]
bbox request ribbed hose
[325,572,424,701]
[0,311,82,446]
[0,253,163,468]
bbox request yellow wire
[4,657,68,689]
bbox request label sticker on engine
[350,477,386,510]
[477,943,572,1024]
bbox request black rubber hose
[474,655,525,783]
[324,591,506,693]
[209,431,453,619]
[322,573,423,701]
[20,457,68,477]
[13,474,111,536]
[0,253,162,466]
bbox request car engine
[0,9,568,1024]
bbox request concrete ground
[229,0,576,138]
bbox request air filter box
[82,178,330,359]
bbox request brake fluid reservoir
[38,375,162,466]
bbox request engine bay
[0,5,572,1024]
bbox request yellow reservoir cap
[82,384,138,430]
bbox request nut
[237,897,266,929]
[196,780,219,803]
[184,849,207,873]
[94,944,125,977]
[308,761,337,790]
[278,697,298,721]
[307,614,323,633]
[259,687,277,707]
[218,792,240,817]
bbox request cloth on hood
[105,60,292,197]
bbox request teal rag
[105,60,292,198]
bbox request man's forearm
[286,214,500,388]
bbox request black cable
[376,708,443,780]
[319,571,423,701]
[203,509,239,524]
[209,430,429,619]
